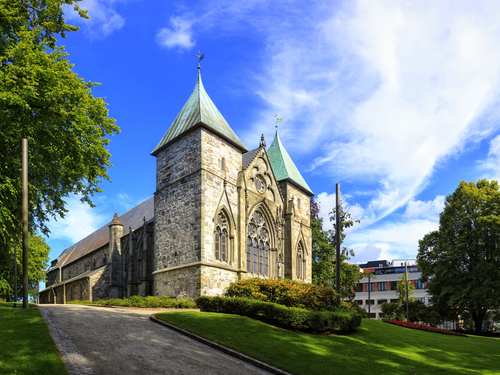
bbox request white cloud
[47,195,108,243]
[403,196,445,220]
[156,16,195,50]
[477,134,500,181]
[63,0,125,37]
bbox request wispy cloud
[63,0,126,37]
[46,195,108,243]
[156,16,196,49]
[403,196,445,220]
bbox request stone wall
[154,265,201,299]
[201,265,238,296]
[90,266,110,301]
[66,278,90,302]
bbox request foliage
[310,197,363,299]
[0,234,50,301]
[155,313,500,375]
[67,295,197,309]
[0,303,67,374]
[395,271,415,304]
[381,300,444,325]
[195,296,362,333]
[223,278,341,311]
[0,1,119,263]
[417,179,500,333]
[383,320,467,337]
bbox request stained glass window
[247,209,271,276]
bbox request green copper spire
[267,129,314,196]
[151,71,248,155]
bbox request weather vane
[196,50,205,69]
[274,115,283,129]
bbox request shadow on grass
[0,306,67,375]
[155,312,500,375]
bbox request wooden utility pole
[22,139,29,309]
[14,245,17,302]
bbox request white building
[354,259,431,319]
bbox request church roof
[242,148,260,168]
[48,197,154,271]
[267,130,314,196]
[151,72,248,155]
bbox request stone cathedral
[39,70,313,304]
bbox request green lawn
[156,311,500,375]
[0,303,67,375]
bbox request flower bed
[383,320,467,337]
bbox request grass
[156,311,500,375]
[0,302,67,375]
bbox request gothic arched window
[297,242,304,280]
[247,210,270,276]
[215,212,229,263]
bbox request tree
[395,271,415,305]
[310,197,363,300]
[417,179,500,333]
[0,234,50,301]
[0,1,119,280]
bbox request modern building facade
[354,259,430,319]
[39,70,314,304]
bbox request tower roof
[151,72,248,155]
[267,130,314,196]
[109,211,124,227]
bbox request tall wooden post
[336,183,341,294]
[14,245,17,302]
[22,139,29,309]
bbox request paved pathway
[40,304,271,375]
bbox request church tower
[267,129,314,283]
[151,70,248,299]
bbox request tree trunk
[472,312,483,333]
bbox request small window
[79,284,83,300]
[297,198,301,209]
[379,313,385,318]
[93,259,96,269]
[355,283,363,292]
[389,281,398,290]
[103,255,107,265]
[366,283,375,292]
[415,280,425,289]
[365,299,374,305]
[68,270,71,279]
[221,157,225,171]
[428,297,432,303]
[368,313,376,318]
[379,263,383,268]
[378,282,387,291]
[390,298,399,303]
[377,299,387,305]
[354,300,363,306]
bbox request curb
[150,315,292,375]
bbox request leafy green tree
[310,197,363,300]
[0,1,119,287]
[0,234,50,301]
[395,271,415,304]
[417,179,500,333]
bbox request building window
[379,313,385,318]
[428,297,432,303]
[365,299,374,305]
[68,270,71,279]
[93,259,96,269]
[297,198,301,209]
[246,210,270,276]
[377,299,387,305]
[103,254,107,265]
[417,297,425,303]
[221,157,225,171]
[389,281,398,290]
[415,280,425,289]
[368,313,376,318]
[215,212,229,263]
[378,282,387,291]
[79,284,83,300]
[355,283,363,292]
[390,298,399,303]
[354,300,363,306]
[366,283,375,292]
[69,288,72,301]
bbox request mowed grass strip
[0,303,67,375]
[155,311,500,375]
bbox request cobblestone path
[40,304,271,375]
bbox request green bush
[67,296,196,309]
[223,278,341,311]
[195,296,361,333]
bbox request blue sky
[43,0,500,272]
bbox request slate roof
[39,265,107,293]
[49,197,154,271]
[242,148,260,168]
[151,71,248,155]
[267,130,314,196]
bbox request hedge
[195,296,362,333]
[67,295,196,308]
[223,278,341,311]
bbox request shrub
[223,278,341,311]
[67,296,196,309]
[195,296,361,333]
